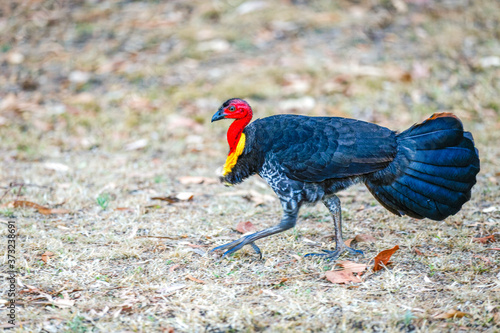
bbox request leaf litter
[3,0,499,331]
[3,200,71,215]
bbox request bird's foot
[304,245,364,261]
[210,236,262,260]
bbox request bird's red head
[212,98,253,155]
[211,98,253,122]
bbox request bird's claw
[304,246,364,261]
[210,237,262,260]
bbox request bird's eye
[229,106,235,112]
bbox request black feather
[366,113,479,221]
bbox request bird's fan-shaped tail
[365,113,480,220]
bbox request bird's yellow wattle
[222,133,246,176]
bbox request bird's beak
[211,107,226,122]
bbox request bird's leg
[305,195,363,261]
[210,200,299,259]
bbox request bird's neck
[227,115,251,153]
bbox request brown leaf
[473,255,493,265]
[186,275,206,284]
[115,207,134,212]
[325,270,362,284]
[151,192,194,203]
[344,238,354,247]
[41,251,55,263]
[169,264,180,273]
[273,277,288,285]
[493,311,500,324]
[235,221,257,234]
[336,260,367,273]
[473,235,496,244]
[434,309,470,319]
[373,245,400,272]
[414,247,424,256]
[178,176,217,185]
[485,248,500,251]
[5,200,70,215]
[38,208,71,215]
[354,234,376,243]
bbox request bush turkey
[210,98,480,260]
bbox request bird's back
[244,115,398,183]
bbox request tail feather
[393,175,469,208]
[405,167,473,193]
[413,148,475,166]
[402,129,462,150]
[407,163,478,183]
[366,113,479,221]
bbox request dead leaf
[261,289,284,301]
[178,176,217,185]
[473,235,496,244]
[39,208,71,215]
[125,95,157,112]
[184,243,208,248]
[151,192,194,203]
[157,284,186,294]
[336,260,367,273]
[217,190,276,206]
[186,275,206,284]
[414,247,424,256]
[0,324,15,329]
[41,251,55,263]
[473,255,493,265]
[434,309,470,319]
[4,200,70,215]
[492,311,500,324]
[52,296,75,308]
[373,245,400,272]
[302,237,321,246]
[37,291,75,308]
[124,138,148,151]
[189,247,206,256]
[484,248,500,251]
[245,190,276,206]
[344,238,354,247]
[325,270,362,284]
[235,221,257,234]
[482,206,499,213]
[167,116,204,133]
[169,264,181,273]
[274,277,288,285]
[115,207,134,212]
[275,259,297,267]
[354,234,376,243]
[43,162,70,172]
[7,51,24,64]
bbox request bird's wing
[253,115,397,182]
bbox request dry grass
[1,0,499,331]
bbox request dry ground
[1,0,499,332]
